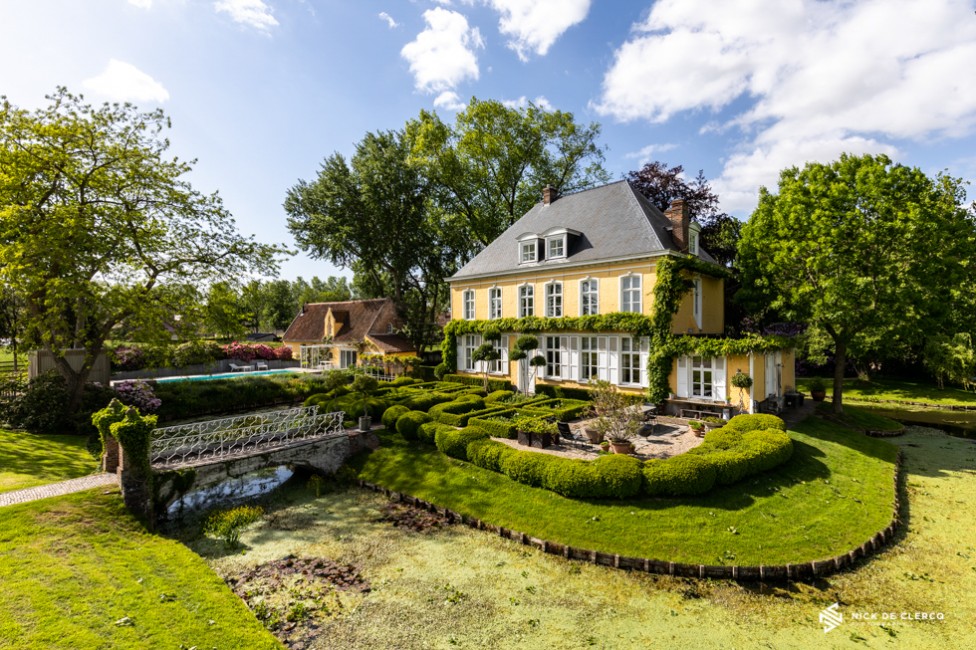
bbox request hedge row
[467,439,645,499]
[442,374,514,392]
[467,408,557,438]
[533,383,594,402]
[525,398,591,422]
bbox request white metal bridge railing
[149,405,345,468]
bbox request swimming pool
[153,369,304,383]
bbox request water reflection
[856,404,976,438]
[168,466,293,516]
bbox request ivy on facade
[442,254,791,403]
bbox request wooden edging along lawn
[357,450,904,583]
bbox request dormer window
[520,240,537,263]
[547,235,566,259]
[689,222,700,256]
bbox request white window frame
[689,224,700,255]
[546,235,566,259]
[545,281,563,318]
[545,335,564,378]
[619,337,642,386]
[488,287,502,320]
[518,284,534,318]
[580,336,599,382]
[487,335,509,375]
[462,289,475,320]
[339,349,358,369]
[620,273,642,313]
[580,278,599,316]
[693,277,702,329]
[461,334,480,372]
[520,240,537,264]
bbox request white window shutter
[608,336,619,384]
[568,336,579,381]
[640,337,650,388]
[713,356,726,403]
[676,355,689,397]
[535,335,545,379]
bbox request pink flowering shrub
[111,346,146,371]
[113,380,162,413]
[275,346,293,360]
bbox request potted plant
[350,373,379,431]
[808,378,827,402]
[702,416,724,430]
[513,416,557,449]
[730,370,754,413]
[599,440,610,453]
[588,380,643,454]
[689,419,705,437]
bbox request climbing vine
[442,254,791,404]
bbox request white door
[765,353,777,398]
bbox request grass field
[816,402,905,432]
[0,429,98,494]
[798,377,976,408]
[350,418,898,566]
[0,488,281,650]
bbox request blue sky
[3,0,976,282]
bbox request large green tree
[626,161,741,268]
[0,89,283,410]
[738,153,976,412]
[285,130,454,353]
[408,97,609,258]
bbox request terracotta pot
[585,428,604,444]
[609,441,634,454]
[810,390,826,402]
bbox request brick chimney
[542,185,557,205]
[665,199,689,252]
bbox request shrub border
[357,450,903,583]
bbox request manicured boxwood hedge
[397,391,455,411]
[467,408,559,439]
[484,390,515,403]
[395,410,431,440]
[381,404,411,429]
[533,384,594,401]
[418,420,455,445]
[525,398,591,422]
[457,413,793,499]
[435,426,491,461]
[443,374,514,392]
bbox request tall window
[545,282,563,317]
[519,284,534,317]
[488,337,507,374]
[620,338,641,385]
[462,334,479,371]
[620,274,641,313]
[580,278,599,316]
[547,236,565,259]
[693,278,702,328]
[520,241,537,263]
[691,356,713,398]
[689,225,700,255]
[488,287,502,319]
[580,336,598,381]
[340,349,357,369]
[462,289,475,320]
[545,336,563,378]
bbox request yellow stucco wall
[450,258,659,321]
[450,258,724,335]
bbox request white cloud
[82,59,169,103]
[433,91,466,111]
[624,143,677,161]
[501,95,553,111]
[378,12,398,29]
[596,0,976,213]
[127,0,153,8]
[486,0,590,61]
[214,0,278,32]
[401,7,483,94]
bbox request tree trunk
[833,340,846,415]
[51,346,96,415]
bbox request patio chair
[255,361,269,371]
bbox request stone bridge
[102,406,376,523]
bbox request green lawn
[798,376,976,407]
[0,488,281,650]
[0,429,98,494]
[350,419,898,566]
[816,402,904,432]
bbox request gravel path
[0,473,118,508]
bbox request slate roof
[282,298,413,353]
[450,180,716,280]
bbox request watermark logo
[819,603,843,633]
